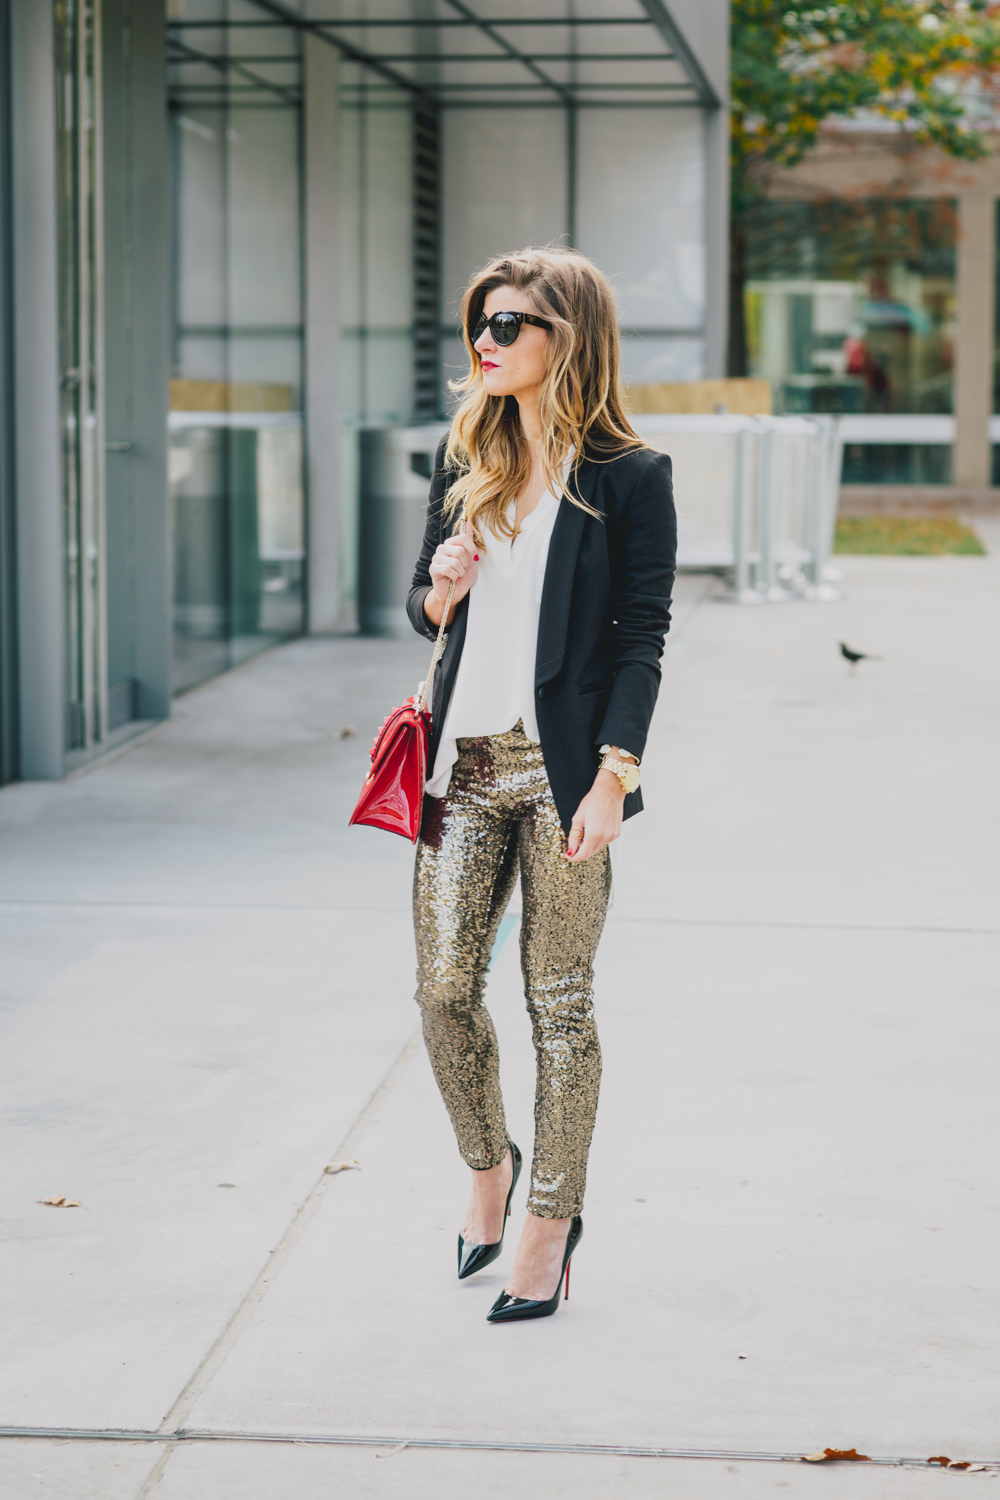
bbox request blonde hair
[443,246,643,543]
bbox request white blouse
[426,486,561,798]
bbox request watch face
[623,766,640,793]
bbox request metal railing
[358,415,844,636]
[633,414,843,602]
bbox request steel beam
[635,0,718,106]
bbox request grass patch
[834,515,985,555]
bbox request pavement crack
[153,1029,421,1439]
[132,1441,174,1499]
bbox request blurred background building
[0,0,727,785]
[744,128,1000,500]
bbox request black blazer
[407,439,677,832]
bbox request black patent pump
[486,1215,583,1323]
[457,1142,522,1280]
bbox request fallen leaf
[929,1458,979,1470]
[336,726,356,739]
[737,1351,748,1359]
[803,1449,870,1463]
[324,1159,361,1174]
[374,1443,408,1460]
[38,1196,81,1208]
[966,1465,988,1473]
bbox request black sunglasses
[470,310,553,347]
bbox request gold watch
[599,754,641,795]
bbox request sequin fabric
[413,722,611,1218]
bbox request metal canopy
[167,0,717,110]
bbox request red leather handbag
[348,579,455,843]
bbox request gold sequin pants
[413,722,611,1218]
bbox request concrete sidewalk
[1,545,998,1499]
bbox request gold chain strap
[414,577,456,715]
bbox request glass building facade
[0,0,728,784]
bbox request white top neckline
[425,481,564,798]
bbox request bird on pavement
[840,641,881,670]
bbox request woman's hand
[565,768,627,862]
[424,526,479,626]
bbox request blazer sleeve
[406,436,453,642]
[594,450,677,761]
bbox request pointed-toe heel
[486,1215,583,1323]
[457,1142,522,1280]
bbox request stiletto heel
[487,1216,582,1323]
[457,1143,522,1280]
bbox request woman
[408,247,676,1323]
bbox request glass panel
[744,200,957,415]
[168,22,304,695]
[842,444,951,485]
[228,111,302,335]
[338,92,414,422]
[169,425,227,693]
[576,108,705,333]
[338,78,416,618]
[441,107,567,321]
[620,335,705,385]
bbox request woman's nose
[474,330,496,354]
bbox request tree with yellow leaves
[729,0,1000,373]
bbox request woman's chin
[481,375,515,400]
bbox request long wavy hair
[443,247,643,544]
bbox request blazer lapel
[535,459,598,686]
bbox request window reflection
[744,199,956,417]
